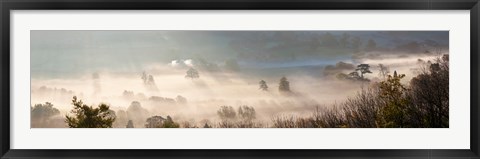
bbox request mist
[30,31,448,128]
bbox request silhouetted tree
[378,64,390,80]
[31,102,61,128]
[65,96,116,128]
[266,55,449,128]
[356,64,373,80]
[113,110,127,128]
[217,106,236,120]
[141,72,158,91]
[238,105,256,121]
[175,95,187,104]
[164,116,180,128]
[126,120,134,128]
[217,106,236,128]
[342,88,380,128]
[185,67,200,79]
[203,123,211,128]
[126,101,150,128]
[259,80,268,91]
[145,115,179,128]
[409,54,449,127]
[122,90,134,99]
[236,105,258,128]
[348,72,362,81]
[145,115,165,128]
[148,75,155,85]
[279,77,291,92]
[378,71,409,127]
[141,71,148,84]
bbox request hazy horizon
[31,30,449,128]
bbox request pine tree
[203,123,211,128]
[356,64,373,80]
[126,120,134,128]
[259,80,268,91]
[278,77,290,92]
[65,96,116,128]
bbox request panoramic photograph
[30,31,449,128]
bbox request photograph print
[30,31,449,128]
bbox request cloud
[184,59,194,67]
[168,59,195,68]
[169,60,180,67]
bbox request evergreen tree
[259,80,268,91]
[279,76,290,92]
[356,64,373,80]
[203,123,211,128]
[65,96,116,128]
[126,120,134,128]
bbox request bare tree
[217,106,236,120]
[378,64,390,80]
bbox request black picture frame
[1,0,479,158]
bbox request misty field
[30,31,449,128]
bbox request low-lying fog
[31,54,442,128]
[30,31,448,128]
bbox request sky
[31,31,448,79]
